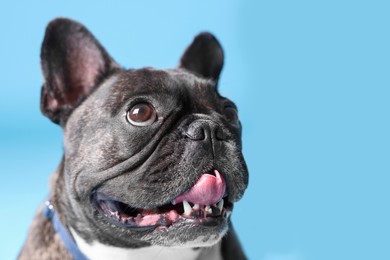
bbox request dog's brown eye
[127,102,157,126]
[224,107,239,125]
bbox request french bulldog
[19,18,248,260]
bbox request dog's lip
[91,191,232,230]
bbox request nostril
[215,127,228,140]
[185,126,206,140]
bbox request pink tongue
[173,169,226,206]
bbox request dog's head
[41,18,248,248]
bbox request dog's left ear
[179,32,224,81]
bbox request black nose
[185,119,228,141]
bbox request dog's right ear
[40,18,119,125]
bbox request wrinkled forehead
[118,68,215,95]
[99,68,219,113]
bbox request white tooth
[183,201,192,216]
[193,204,199,210]
[205,205,212,214]
[217,199,224,212]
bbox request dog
[19,18,248,260]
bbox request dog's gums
[93,169,233,230]
[94,193,231,230]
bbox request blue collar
[43,200,89,260]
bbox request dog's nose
[185,120,227,141]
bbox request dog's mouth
[92,169,233,230]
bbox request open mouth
[92,169,233,230]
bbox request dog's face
[41,19,248,248]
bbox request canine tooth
[205,205,212,214]
[217,200,224,212]
[183,201,192,216]
[193,204,199,210]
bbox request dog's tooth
[183,200,192,216]
[205,205,212,214]
[217,199,224,212]
[193,204,199,210]
[226,211,232,218]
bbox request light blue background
[1,1,389,260]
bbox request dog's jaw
[92,169,230,230]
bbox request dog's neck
[70,228,222,260]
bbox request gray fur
[19,18,248,260]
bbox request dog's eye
[126,102,157,126]
[223,107,239,125]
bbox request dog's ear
[179,32,224,81]
[40,18,119,125]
